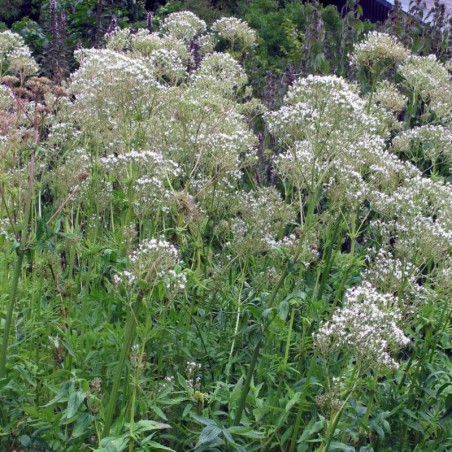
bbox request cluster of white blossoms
[350,31,409,72]
[190,52,249,99]
[148,48,186,83]
[101,150,179,176]
[211,17,257,50]
[66,12,258,215]
[0,84,14,112]
[0,30,38,78]
[70,48,162,151]
[274,140,325,192]
[266,75,385,147]
[267,31,452,375]
[107,28,191,63]
[392,125,452,171]
[196,33,218,56]
[115,238,186,291]
[373,81,407,115]
[224,187,296,256]
[315,282,410,370]
[363,248,434,313]
[101,150,181,214]
[267,75,396,209]
[398,55,450,102]
[146,87,257,187]
[161,11,206,42]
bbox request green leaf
[151,405,168,421]
[195,425,222,448]
[329,441,356,451]
[132,420,171,433]
[18,435,31,447]
[229,426,265,438]
[97,436,129,452]
[191,414,217,427]
[140,439,175,451]
[42,381,72,407]
[66,390,86,419]
[72,413,93,438]
[285,392,300,412]
[403,419,424,433]
[278,300,290,321]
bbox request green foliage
[0,5,452,452]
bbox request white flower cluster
[101,150,180,214]
[115,238,185,291]
[369,174,452,262]
[0,30,38,77]
[196,33,218,56]
[315,282,410,370]
[148,48,186,83]
[374,81,407,114]
[392,125,452,171]
[224,187,296,255]
[350,31,409,72]
[363,248,433,313]
[399,55,450,102]
[101,150,178,175]
[71,48,162,130]
[186,361,201,389]
[104,28,132,52]
[0,84,14,112]
[267,75,396,207]
[190,52,249,99]
[70,48,163,153]
[211,17,257,50]
[148,87,257,186]
[161,11,206,42]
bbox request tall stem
[288,349,319,452]
[0,147,35,378]
[320,380,359,452]
[102,291,144,438]
[366,72,378,114]
[233,190,320,426]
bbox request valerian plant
[0,12,451,452]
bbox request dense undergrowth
[0,5,451,452]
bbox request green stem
[0,147,35,378]
[233,264,290,426]
[233,189,321,427]
[366,72,378,114]
[320,382,357,452]
[316,215,342,302]
[102,291,144,438]
[0,252,25,378]
[289,349,320,452]
[233,336,262,426]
